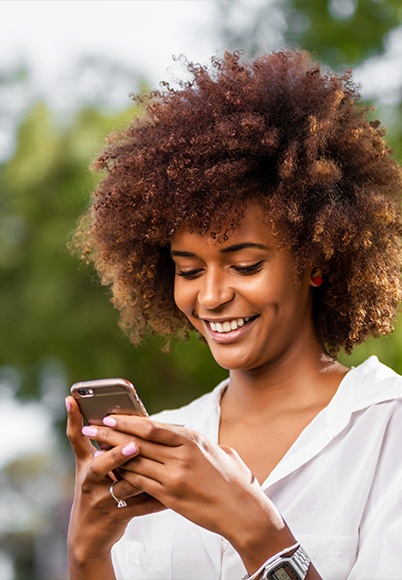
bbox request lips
[201,314,258,344]
[207,316,256,333]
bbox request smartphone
[70,378,149,426]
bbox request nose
[197,269,235,310]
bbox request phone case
[70,378,149,425]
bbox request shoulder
[345,357,402,466]
[308,356,402,450]
[348,356,402,411]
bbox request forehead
[171,204,280,250]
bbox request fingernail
[65,397,72,412]
[94,450,105,458]
[122,442,138,456]
[82,426,98,437]
[103,416,117,427]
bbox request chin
[209,351,257,372]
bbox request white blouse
[112,356,402,579]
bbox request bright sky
[2,0,402,107]
[1,0,219,93]
[0,0,224,158]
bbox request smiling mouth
[207,316,257,334]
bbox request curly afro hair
[73,50,402,356]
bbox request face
[170,204,316,373]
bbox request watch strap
[261,544,310,579]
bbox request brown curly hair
[73,50,402,356]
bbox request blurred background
[1,1,402,578]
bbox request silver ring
[109,481,128,508]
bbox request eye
[232,260,264,275]
[176,268,204,279]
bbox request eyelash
[233,261,264,274]
[177,269,203,279]
[177,261,264,279]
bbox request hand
[77,412,323,579]
[65,397,166,565]
[82,414,286,554]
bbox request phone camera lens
[77,387,94,397]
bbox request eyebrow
[170,242,269,258]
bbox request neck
[224,343,348,419]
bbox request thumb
[65,395,95,460]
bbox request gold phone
[70,378,149,426]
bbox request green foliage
[339,315,402,372]
[0,101,226,410]
[214,0,402,67]
[288,0,402,67]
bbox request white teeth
[209,317,252,333]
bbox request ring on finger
[110,481,128,508]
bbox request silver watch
[261,544,310,580]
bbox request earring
[312,276,323,286]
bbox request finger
[65,396,96,460]
[82,423,138,450]
[117,491,167,516]
[118,454,165,484]
[118,466,164,500]
[82,425,170,463]
[87,441,141,483]
[109,475,145,501]
[102,415,189,447]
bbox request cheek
[251,274,303,316]
[242,274,285,306]
[279,279,312,320]
[173,281,194,317]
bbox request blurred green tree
[213,0,402,67]
[0,102,226,411]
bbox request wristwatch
[260,544,310,580]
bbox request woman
[66,50,402,579]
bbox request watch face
[271,563,301,580]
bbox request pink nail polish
[103,416,117,427]
[122,442,138,456]
[82,426,98,437]
[94,450,105,458]
[65,397,72,412]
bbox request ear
[310,269,323,287]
